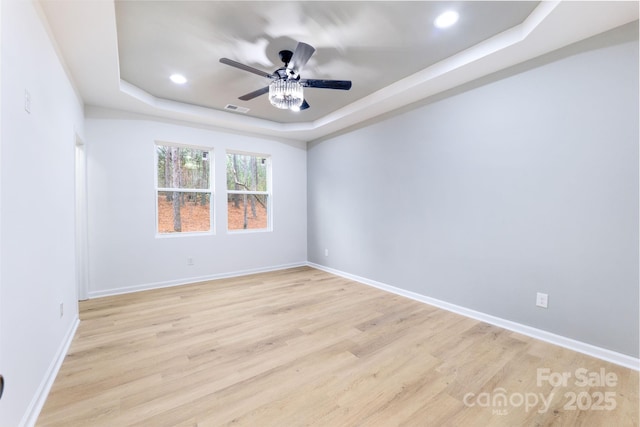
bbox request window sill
[155,231,215,239]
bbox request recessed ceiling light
[434,11,459,29]
[170,74,187,84]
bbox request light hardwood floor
[37,267,638,426]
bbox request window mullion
[226,190,269,195]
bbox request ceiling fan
[219,42,352,111]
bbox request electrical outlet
[59,302,64,318]
[536,292,548,308]
[187,257,194,266]
[324,249,329,257]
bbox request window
[156,143,213,234]
[226,152,270,231]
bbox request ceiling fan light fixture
[269,79,304,110]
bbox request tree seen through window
[226,152,270,231]
[156,144,212,233]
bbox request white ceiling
[114,1,538,123]
[39,1,638,142]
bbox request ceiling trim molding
[84,104,308,147]
[305,1,561,137]
[40,0,638,142]
[116,1,560,141]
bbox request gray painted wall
[307,22,639,357]
[1,1,85,424]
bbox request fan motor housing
[274,68,289,79]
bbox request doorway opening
[75,136,89,300]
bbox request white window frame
[155,141,214,237]
[226,150,272,233]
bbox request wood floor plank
[37,267,638,426]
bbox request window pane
[226,153,268,191]
[157,145,210,189]
[158,191,211,233]
[227,193,268,230]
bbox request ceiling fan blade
[288,42,316,74]
[238,86,270,101]
[220,58,273,79]
[299,99,310,110]
[300,79,352,90]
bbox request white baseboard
[88,262,308,299]
[21,316,80,427]
[307,262,640,371]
